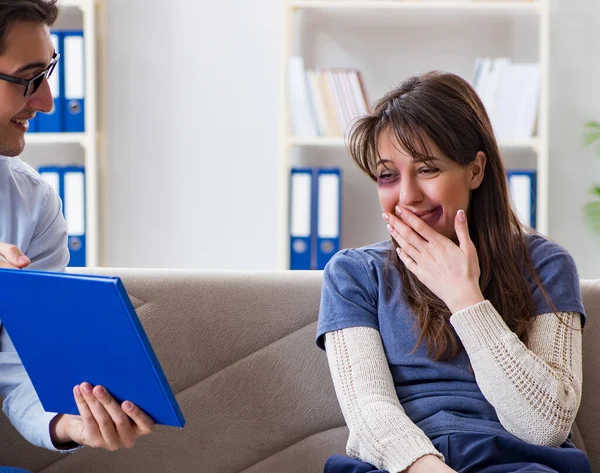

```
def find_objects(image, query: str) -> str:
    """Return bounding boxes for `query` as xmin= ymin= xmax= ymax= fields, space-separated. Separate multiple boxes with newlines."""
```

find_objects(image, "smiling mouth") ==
xmin=416 ymin=208 xmax=438 ymax=218
xmin=11 ymin=118 xmax=30 ymax=128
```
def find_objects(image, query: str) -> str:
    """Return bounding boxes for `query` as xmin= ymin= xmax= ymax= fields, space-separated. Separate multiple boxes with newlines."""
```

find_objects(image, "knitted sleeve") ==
xmin=324 ymin=326 xmax=444 ymax=472
xmin=450 ymin=301 xmax=582 ymax=447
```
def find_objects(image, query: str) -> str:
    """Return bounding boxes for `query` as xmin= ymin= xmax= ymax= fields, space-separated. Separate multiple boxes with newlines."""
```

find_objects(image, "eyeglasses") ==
xmin=0 ymin=52 xmax=60 ymax=98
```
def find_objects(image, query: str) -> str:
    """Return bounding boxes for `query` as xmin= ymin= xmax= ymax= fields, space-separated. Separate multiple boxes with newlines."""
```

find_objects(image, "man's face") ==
xmin=0 ymin=21 xmax=54 ymax=157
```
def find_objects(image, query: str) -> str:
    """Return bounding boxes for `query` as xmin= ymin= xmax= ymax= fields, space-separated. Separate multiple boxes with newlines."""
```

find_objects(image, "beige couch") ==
xmin=0 ymin=269 xmax=597 ymax=473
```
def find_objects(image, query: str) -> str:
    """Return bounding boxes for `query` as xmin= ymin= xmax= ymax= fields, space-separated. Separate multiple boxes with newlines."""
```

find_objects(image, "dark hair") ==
xmin=0 ymin=0 xmax=58 ymax=55
xmin=348 ymin=71 xmax=551 ymax=361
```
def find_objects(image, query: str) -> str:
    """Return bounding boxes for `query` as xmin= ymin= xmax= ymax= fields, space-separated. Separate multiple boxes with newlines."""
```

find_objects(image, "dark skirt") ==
xmin=324 ymin=433 xmax=591 ymax=473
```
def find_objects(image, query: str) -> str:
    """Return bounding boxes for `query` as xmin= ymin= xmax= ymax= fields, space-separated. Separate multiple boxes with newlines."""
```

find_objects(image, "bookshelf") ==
xmin=290 ymin=1 xmax=542 ymax=12
xmin=278 ymin=0 xmax=550 ymax=269
xmin=24 ymin=0 xmax=102 ymax=266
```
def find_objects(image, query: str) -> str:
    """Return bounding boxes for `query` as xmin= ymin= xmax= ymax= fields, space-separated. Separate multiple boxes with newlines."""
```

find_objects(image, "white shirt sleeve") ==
xmin=26 ymin=183 xmax=70 ymax=272
xmin=450 ymin=301 xmax=582 ymax=447
xmin=0 ymin=180 xmax=73 ymax=451
xmin=325 ymin=326 xmax=444 ymax=472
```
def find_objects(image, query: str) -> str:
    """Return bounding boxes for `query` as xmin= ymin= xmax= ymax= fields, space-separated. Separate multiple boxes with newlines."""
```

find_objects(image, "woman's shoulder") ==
xmin=524 ymin=233 xmax=584 ymax=317
xmin=326 ymin=240 xmax=393 ymax=273
xmin=525 ymin=233 xmax=575 ymax=266
xmin=323 ymin=240 xmax=395 ymax=294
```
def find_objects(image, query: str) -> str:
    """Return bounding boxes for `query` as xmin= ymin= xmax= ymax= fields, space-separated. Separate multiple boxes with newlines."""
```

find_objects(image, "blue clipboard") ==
xmin=0 ymin=268 xmax=185 ymax=428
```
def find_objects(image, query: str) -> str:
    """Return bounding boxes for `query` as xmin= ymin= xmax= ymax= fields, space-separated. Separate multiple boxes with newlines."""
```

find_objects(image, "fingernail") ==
xmin=96 ymin=386 xmax=106 ymax=397
xmin=395 ymin=206 xmax=402 ymax=216
xmin=18 ymin=255 xmax=30 ymax=265
xmin=457 ymin=210 xmax=466 ymax=222
xmin=386 ymin=224 xmax=393 ymax=233
xmin=82 ymin=383 xmax=92 ymax=394
xmin=123 ymin=401 xmax=133 ymax=411
xmin=382 ymin=213 xmax=389 ymax=222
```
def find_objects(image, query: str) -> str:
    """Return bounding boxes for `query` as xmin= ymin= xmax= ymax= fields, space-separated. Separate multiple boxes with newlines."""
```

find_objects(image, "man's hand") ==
xmin=50 ymin=382 xmax=155 ymax=451
xmin=0 ymin=242 xmax=30 ymax=269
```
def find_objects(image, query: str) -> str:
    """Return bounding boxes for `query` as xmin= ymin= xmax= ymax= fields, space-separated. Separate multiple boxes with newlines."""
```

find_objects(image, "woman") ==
xmin=316 ymin=71 xmax=591 ymax=473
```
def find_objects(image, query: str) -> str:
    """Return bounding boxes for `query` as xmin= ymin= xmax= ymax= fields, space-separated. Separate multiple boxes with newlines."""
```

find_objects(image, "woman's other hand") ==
xmin=403 ymin=454 xmax=457 ymax=473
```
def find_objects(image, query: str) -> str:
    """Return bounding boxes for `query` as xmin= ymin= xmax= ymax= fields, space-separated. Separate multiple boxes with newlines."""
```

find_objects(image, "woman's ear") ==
xmin=469 ymin=151 xmax=487 ymax=190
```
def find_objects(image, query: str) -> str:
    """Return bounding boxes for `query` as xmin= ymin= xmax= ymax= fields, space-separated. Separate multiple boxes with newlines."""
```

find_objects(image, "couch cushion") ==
xmin=578 ymin=280 xmax=600 ymax=473
xmin=5 ymin=269 xmax=347 ymax=473
xmin=0 ymin=270 xmax=595 ymax=472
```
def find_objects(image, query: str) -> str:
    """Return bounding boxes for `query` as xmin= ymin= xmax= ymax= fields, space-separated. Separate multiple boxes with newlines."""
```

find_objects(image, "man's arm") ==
xmin=25 ymin=184 xmax=69 ymax=272
xmin=0 ymin=184 xmax=74 ymax=450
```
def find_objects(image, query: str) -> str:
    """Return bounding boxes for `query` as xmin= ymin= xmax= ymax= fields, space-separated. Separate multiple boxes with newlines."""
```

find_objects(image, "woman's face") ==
xmin=376 ymin=130 xmax=486 ymax=241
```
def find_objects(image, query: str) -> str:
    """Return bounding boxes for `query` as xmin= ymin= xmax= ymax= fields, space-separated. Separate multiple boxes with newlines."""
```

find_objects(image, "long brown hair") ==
xmin=348 ymin=71 xmax=546 ymax=361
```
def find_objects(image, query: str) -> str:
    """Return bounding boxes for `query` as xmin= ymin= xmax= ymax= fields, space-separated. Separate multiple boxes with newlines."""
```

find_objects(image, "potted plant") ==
xmin=582 ymin=121 xmax=600 ymax=234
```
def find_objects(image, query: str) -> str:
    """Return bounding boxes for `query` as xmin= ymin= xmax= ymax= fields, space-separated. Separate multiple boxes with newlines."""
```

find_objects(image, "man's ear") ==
xmin=469 ymin=151 xmax=487 ymax=190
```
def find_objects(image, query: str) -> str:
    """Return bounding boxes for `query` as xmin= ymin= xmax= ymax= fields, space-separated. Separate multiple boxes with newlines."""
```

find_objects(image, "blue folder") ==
xmin=62 ymin=166 xmax=86 ymax=267
xmin=37 ymin=31 xmax=64 ymax=132
xmin=38 ymin=166 xmax=87 ymax=267
xmin=316 ymin=168 xmax=341 ymax=270
xmin=62 ymin=30 xmax=85 ymax=132
xmin=289 ymin=168 xmax=315 ymax=270
xmin=28 ymin=115 xmax=39 ymax=133
xmin=0 ymin=268 xmax=185 ymax=428
xmin=507 ymin=169 xmax=536 ymax=229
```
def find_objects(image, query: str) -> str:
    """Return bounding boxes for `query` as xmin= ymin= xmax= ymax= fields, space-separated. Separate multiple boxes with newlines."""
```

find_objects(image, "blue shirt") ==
xmin=0 ymin=156 xmax=70 ymax=451
xmin=316 ymin=234 xmax=585 ymax=439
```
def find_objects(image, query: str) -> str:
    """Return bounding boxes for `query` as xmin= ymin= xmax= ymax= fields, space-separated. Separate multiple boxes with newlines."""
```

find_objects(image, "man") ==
xmin=0 ymin=0 xmax=154 ymax=467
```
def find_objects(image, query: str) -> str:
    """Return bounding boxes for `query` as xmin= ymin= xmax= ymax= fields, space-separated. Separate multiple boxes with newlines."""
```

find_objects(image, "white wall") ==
xmin=548 ymin=0 xmax=600 ymax=279
xmin=102 ymin=0 xmax=600 ymax=276
xmin=103 ymin=0 xmax=281 ymax=269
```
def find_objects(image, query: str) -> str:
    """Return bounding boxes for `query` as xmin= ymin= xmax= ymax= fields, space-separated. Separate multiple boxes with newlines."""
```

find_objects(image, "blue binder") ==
xmin=63 ymin=166 xmax=86 ymax=266
xmin=37 ymin=31 xmax=63 ymax=132
xmin=0 ymin=268 xmax=185 ymax=427
xmin=316 ymin=168 xmax=341 ymax=270
xmin=38 ymin=165 xmax=86 ymax=267
xmin=28 ymin=115 xmax=39 ymax=133
xmin=507 ymin=170 xmax=536 ymax=228
xmin=38 ymin=165 xmax=63 ymax=199
xmin=289 ymin=168 xmax=314 ymax=270
xmin=62 ymin=30 xmax=85 ymax=132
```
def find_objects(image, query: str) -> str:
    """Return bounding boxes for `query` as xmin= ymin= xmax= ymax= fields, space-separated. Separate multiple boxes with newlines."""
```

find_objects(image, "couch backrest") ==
xmin=0 ymin=271 xmax=596 ymax=472
xmin=0 ymin=269 xmax=346 ymax=473
xmin=578 ymin=279 xmax=600 ymax=473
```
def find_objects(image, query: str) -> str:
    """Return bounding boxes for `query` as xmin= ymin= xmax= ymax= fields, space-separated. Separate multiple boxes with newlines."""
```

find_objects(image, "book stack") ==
xmin=288 ymin=57 xmax=370 ymax=138
xmin=472 ymin=57 xmax=541 ymax=142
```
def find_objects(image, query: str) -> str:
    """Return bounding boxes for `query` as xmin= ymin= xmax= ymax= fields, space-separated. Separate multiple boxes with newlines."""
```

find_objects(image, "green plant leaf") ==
xmin=593 ymin=186 xmax=600 ymax=198
xmin=583 ymin=132 xmax=600 ymax=148
xmin=583 ymin=121 xmax=600 ymax=149
xmin=584 ymin=200 xmax=600 ymax=235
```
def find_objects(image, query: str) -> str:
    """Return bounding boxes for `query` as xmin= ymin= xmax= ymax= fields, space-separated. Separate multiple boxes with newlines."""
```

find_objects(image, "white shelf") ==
xmin=291 ymin=1 xmax=541 ymax=12
xmin=289 ymin=136 xmax=539 ymax=150
xmin=26 ymin=133 xmax=89 ymax=146
xmin=24 ymin=0 xmax=102 ymax=267
xmin=278 ymin=0 xmax=550 ymax=269
xmin=289 ymin=136 xmax=346 ymax=146
xmin=59 ymin=0 xmax=96 ymax=8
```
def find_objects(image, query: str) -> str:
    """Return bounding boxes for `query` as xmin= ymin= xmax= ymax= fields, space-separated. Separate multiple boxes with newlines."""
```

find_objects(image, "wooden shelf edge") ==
xmin=290 ymin=1 xmax=542 ymax=12
xmin=289 ymin=136 xmax=539 ymax=150
xmin=26 ymin=132 xmax=90 ymax=146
